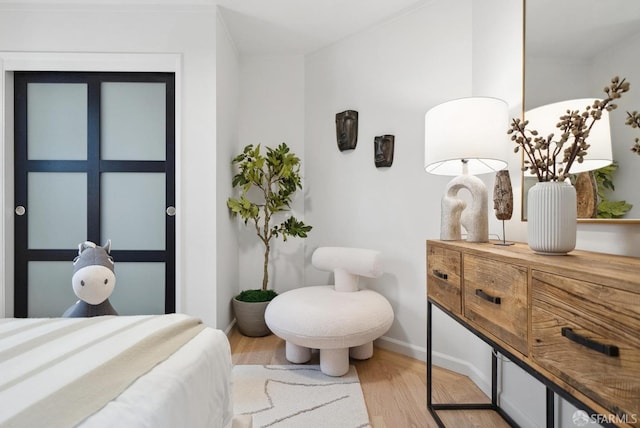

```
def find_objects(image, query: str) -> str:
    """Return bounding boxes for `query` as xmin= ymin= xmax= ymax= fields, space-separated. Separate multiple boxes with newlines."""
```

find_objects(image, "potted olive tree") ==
xmin=227 ymin=143 xmax=312 ymax=336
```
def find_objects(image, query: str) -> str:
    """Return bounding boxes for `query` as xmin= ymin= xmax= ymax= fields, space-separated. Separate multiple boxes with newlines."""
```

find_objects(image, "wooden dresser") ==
xmin=426 ymin=240 xmax=640 ymax=428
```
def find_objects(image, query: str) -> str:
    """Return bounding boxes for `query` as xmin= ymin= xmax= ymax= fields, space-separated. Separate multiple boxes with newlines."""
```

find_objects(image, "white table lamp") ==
xmin=425 ymin=97 xmax=509 ymax=242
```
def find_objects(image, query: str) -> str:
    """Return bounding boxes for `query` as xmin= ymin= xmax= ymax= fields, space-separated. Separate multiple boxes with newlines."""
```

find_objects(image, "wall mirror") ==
xmin=523 ymin=0 xmax=640 ymax=223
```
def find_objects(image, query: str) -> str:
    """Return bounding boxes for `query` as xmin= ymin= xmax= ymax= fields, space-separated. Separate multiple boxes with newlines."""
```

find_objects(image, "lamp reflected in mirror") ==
xmin=523 ymin=0 xmax=640 ymax=223
xmin=520 ymin=98 xmax=622 ymax=220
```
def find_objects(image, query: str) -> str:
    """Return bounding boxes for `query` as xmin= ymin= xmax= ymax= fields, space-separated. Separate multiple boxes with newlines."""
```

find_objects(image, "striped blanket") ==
xmin=0 ymin=314 xmax=205 ymax=428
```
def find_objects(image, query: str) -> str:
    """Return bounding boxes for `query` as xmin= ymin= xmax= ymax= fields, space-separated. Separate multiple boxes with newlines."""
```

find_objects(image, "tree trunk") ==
xmin=262 ymin=242 xmax=270 ymax=291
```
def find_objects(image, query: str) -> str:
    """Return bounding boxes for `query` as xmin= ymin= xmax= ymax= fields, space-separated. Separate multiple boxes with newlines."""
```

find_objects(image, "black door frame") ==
xmin=13 ymin=71 xmax=175 ymax=317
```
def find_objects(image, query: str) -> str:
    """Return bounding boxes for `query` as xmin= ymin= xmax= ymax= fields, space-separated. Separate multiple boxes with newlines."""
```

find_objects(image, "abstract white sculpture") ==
xmin=441 ymin=174 xmax=488 ymax=242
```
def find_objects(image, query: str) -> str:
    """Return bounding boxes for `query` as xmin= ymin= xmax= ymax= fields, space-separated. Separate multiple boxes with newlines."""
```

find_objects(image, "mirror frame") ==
xmin=520 ymin=0 xmax=640 ymax=224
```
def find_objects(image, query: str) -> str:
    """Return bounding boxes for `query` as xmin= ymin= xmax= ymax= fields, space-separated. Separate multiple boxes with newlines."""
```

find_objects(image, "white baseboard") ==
xmin=431 ymin=350 xmax=492 ymax=397
xmin=374 ymin=335 xmax=426 ymax=362
xmin=223 ymin=319 xmax=236 ymax=336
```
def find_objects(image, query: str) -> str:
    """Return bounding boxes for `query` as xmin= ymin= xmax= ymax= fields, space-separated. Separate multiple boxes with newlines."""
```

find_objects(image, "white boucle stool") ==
xmin=265 ymin=247 xmax=394 ymax=376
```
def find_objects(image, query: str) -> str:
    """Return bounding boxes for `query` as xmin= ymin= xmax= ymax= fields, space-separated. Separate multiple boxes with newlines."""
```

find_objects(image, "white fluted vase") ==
xmin=527 ymin=181 xmax=577 ymax=255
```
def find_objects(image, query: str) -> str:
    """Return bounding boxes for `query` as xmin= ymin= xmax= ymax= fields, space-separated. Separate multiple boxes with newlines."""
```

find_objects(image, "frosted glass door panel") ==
xmin=28 ymin=173 xmax=87 ymax=249
xmin=28 ymin=262 xmax=77 ymax=317
xmin=109 ymin=262 xmax=165 ymax=315
xmin=27 ymin=83 xmax=87 ymax=160
xmin=101 ymin=82 xmax=166 ymax=160
xmin=101 ymin=173 xmax=165 ymax=250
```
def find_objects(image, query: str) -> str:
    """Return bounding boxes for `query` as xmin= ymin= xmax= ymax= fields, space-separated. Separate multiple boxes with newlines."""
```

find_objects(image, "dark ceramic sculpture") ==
xmin=374 ymin=135 xmax=394 ymax=167
xmin=336 ymin=110 xmax=358 ymax=151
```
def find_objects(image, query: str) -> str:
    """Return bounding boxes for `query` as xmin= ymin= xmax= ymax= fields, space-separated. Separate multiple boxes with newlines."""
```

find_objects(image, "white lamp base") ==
xmin=440 ymin=174 xmax=488 ymax=242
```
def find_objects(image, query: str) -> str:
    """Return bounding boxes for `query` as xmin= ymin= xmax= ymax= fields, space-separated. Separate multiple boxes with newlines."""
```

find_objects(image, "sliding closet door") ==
xmin=14 ymin=72 xmax=175 ymax=317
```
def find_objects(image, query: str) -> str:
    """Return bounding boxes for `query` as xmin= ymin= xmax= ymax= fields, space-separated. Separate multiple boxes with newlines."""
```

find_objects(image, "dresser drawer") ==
xmin=427 ymin=244 xmax=462 ymax=315
xmin=463 ymin=254 xmax=528 ymax=355
xmin=532 ymin=270 xmax=640 ymax=423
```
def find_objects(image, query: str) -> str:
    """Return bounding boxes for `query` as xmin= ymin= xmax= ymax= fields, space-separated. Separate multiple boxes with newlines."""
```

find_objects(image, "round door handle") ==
xmin=166 ymin=206 xmax=176 ymax=216
xmin=15 ymin=206 xmax=25 ymax=216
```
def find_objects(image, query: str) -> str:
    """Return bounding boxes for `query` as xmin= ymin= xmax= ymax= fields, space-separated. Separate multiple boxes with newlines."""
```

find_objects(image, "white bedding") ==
xmin=0 ymin=314 xmax=234 ymax=428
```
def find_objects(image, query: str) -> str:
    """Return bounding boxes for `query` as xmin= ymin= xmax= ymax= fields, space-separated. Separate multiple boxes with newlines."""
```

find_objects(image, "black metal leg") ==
xmin=493 ymin=349 xmax=520 ymax=427
xmin=427 ymin=302 xmax=518 ymax=427
xmin=546 ymin=388 xmax=555 ymax=428
xmin=427 ymin=301 xmax=446 ymax=427
xmin=492 ymin=349 xmax=498 ymax=408
xmin=427 ymin=301 xmax=433 ymax=409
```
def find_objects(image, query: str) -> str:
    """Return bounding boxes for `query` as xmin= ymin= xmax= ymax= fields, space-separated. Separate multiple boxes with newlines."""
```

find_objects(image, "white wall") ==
xmin=304 ymin=0 xmax=474 ymax=360
xmin=235 ymin=55 xmax=307 ymax=294
xmin=216 ymin=11 xmax=241 ymax=329
xmin=0 ymin=4 xmax=222 ymax=327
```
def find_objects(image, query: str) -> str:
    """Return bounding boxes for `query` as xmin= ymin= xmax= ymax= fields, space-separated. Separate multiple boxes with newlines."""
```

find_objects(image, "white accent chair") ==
xmin=265 ymin=247 xmax=394 ymax=376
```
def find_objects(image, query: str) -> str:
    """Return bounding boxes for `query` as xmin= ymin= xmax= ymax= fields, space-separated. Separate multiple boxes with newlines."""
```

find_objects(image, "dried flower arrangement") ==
xmin=508 ymin=76 xmax=630 ymax=182
xmin=626 ymin=110 xmax=640 ymax=155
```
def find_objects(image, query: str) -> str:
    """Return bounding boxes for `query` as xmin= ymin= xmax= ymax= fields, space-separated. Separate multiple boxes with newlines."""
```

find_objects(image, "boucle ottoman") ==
xmin=265 ymin=247 xmax=394 ymax=376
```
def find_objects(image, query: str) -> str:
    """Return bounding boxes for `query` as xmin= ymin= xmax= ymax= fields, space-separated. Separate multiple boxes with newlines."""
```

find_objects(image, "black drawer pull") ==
xmin=433 ymin=269 xmax=448 ymax=280
xmin=561 ymin=327 xmax=619 ymax=357
xmin=475 ymin=289 xmax=501 ymax=304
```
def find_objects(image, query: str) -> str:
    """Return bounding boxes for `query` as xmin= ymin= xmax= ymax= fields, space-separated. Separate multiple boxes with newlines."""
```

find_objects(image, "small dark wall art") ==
xmin=374 ymin=134 xmax=394 ymax=168
xmin=335 ymin=110 xmax=358 ymax=151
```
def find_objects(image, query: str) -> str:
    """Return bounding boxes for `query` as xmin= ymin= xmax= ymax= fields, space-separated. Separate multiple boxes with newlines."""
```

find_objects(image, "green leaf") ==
xmin=227 ymin=196 xmax=259 ymax=222
xmin=597 ymin=200 xmax=633 ymax=219
xmin=273 ymin=216 xmax=312 ymax=241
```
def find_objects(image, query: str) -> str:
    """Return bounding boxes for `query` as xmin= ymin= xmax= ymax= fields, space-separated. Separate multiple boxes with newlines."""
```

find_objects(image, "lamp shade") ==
xmin=425 ymin=97 xmax=509 ymax=176
xmin=524 ymin=98 xmax=613 ymax=175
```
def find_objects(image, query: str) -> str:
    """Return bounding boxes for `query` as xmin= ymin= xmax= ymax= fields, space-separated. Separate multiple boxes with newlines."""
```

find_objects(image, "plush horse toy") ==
xmin=62 ymin=240 xmax=118 ymax=317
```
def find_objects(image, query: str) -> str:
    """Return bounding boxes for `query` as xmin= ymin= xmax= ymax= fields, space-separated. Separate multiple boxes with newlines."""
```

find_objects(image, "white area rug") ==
xmin=232 ymin=365 xmax=371 ymax=428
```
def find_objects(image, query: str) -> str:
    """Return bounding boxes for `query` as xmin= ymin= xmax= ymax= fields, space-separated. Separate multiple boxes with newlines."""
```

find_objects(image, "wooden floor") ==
xmin=228 ymin=328 xmax=510 ymax=428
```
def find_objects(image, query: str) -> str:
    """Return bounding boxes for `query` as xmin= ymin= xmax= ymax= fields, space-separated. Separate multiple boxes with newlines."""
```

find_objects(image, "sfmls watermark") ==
xmin=572 ymin=410 xmax=639 ymax=426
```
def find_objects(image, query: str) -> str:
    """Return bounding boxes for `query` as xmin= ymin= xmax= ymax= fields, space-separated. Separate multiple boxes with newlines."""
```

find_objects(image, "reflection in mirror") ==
xmin=523 ymin=0 xmax=640 ymax=222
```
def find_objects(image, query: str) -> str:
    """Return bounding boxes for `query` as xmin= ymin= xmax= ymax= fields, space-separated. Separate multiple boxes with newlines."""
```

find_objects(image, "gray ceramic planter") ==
xmin=232 ymin=298 xmax=272 ymax=337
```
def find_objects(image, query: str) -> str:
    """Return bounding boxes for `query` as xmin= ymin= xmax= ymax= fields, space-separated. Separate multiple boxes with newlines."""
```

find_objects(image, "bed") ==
xmin=0 ymin=313 xmax=236 ymax=428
